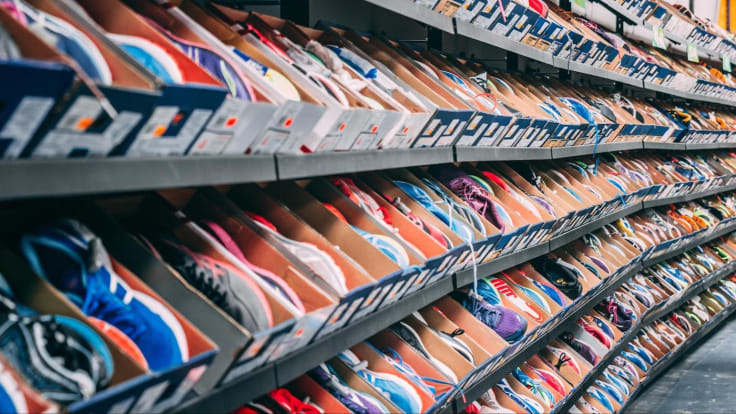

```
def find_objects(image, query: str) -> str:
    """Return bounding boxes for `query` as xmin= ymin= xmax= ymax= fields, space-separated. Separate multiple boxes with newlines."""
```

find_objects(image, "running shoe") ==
xmin=390 ymin=321 xmax=458 ymax=382
xmin=145 ymin=235 xmax=273 ymax=332
xmin=339 ymin=349 xmax=422 ymax=413
xmin=309 ymin=363 xmax=389 ymax=414
xmin=20 ymin=219 xmax=188 ymax=371
xmin=0 ymin=295 xmax=113 ymax=404
xmin=452 ymin=290 xmax=527 ymax=343
xmin=530 ymin=257 xmax=583 ymax=299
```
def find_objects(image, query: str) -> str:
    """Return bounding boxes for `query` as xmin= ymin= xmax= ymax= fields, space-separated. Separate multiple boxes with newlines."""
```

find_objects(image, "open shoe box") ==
xmin=265 ymin=181 xmax=417 ymax=312
xmin=91 ymin=193 xmax=299 ymax=393
xmin=0 ymin=201 xmax=217 ymax=413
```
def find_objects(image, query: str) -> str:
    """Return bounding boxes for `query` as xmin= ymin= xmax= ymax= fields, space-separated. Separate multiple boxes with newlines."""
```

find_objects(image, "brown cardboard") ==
xmin=359 ymin=172 xmax=467 ymax=248
xmin=305 ymin=178 xmax=426 ymax=265
xmin=525 ymin=355 xmax=573 ymax=395
xmin=225 ymin=184 xmax=378 ymax=289
xmin=265 ymin=181 xmax=402 ymax=280
xmin=287 ymin=376 xmax=352 ymax=413
xmin=506 ymin=375 xmax=552 ymax=412
xmin=350 ymin=342 xmax=436 ymax=411
xmin=429 ymin=297 xmax=508 ymax=354
xmin=503 ymin=268 xmax=563 ymax=315
xmin=369 ymin=330 xmax=454 ymax=396
xmin=417 ymin=306 xmax=492 ymax=365
xmin=401 ymin=315 xmax=475 ymax=381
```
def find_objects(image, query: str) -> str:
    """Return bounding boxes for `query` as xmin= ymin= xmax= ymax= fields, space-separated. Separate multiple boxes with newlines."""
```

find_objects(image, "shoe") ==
xmin=376 ymin=346 xmax=436 ymax=398
xmin=545 ymin=345 xmax=582 ymax=376
xmin=198 ymin=219 xmax=306 ymax=313
xmin=621 ymin=351 xmax=648 ymax=372
xmin=411 ymin=312 xmax=475 ymax=365
xmin=20 ymin=219 xmax=188 ymax=371
xmin=595 ymin=297 xmax=634 ymax=331
xmin=452 ymin=290 xmax=527 ymax=343
xmin=322 ymin=203 xmax=410 ymax=268
xmin=627 ymin=343 xmax=654 ymax=365
xmin=339 ymin=350 xmax=422 ymax=413
xmin=576 ymin=319 xmax=611 ymax=348
xmin=587 ymin=386 xmax=614 ymax=412
xmin=511 ymin=368 xmax=555 ymax=407
xmin=244 ymin=212 xmax=349 ymax=297
xmin=0 ymin=298 xmax=113 ymax=404
xmin=530 ymin=366 xmax=567 ymax=396
xmin=390 ymin=322 xmax=458 ymax=383
xmin=496 ymin=379 xmax=543 ymax=414
xmin=0 ymin=362 xmax=28 ymax=414
xmin=264 ymin=388 xmax=322 ymax=414
xmin=309 ymin=363 xmax=389 ymax=414
xmin=530 ymin=257 xmax=582 ymax=299
xmin=595 ymin=380 xmax=624 ymax=405
xmin=420 ymin=177 xmax=487 ymax=237
xmin=394 ymin=179 xmax=475 ymax=242
xmin=429 ymin=165 xmax=510 ymax=232
xmin=88 ymin=317 xmax=147 ymax=370
xmin=561 ymin=333 xmax=599 ymax=365
xmin=481 ymin=278 xmax=545 ymax=323
xmin=478 ymin=390 xmax=514 ymax=414
xmin=108 ymin=33 xmax=183 ymax=84
xmin=145 ymin=235 xmax=273 ymax=333
xmin=602 ymin=369 xmax=630 ymax=397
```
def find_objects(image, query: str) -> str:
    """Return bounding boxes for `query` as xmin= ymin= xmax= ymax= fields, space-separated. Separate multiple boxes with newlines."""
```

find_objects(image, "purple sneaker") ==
xmin=429 ymin=165 xmax=508 ymax=232
xmin=452 ymin=290 xmax=527 ymax=343
xmin=309 ymin=363 xmax=388 ymax=414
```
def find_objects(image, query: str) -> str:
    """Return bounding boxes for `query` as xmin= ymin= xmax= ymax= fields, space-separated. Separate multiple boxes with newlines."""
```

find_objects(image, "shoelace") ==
xmin=268 ymin=389 xmax=322 ymax=414
xmin=421 ymin=178 xmax=486 ymax=238
xmin=84 ymin=279 xmax=145 ymax=341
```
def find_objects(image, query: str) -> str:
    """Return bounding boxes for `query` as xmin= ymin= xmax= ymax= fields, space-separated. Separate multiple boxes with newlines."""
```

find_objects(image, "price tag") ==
xmin=573 ymin=0 xmax=586 ymax=8
xmin=724 ymin=54 xmax=732 ymax=73
xmin=687 ymin=42 xmax=699 ymax=62
xmin=653 ymin=24 xmax=667 ymax=49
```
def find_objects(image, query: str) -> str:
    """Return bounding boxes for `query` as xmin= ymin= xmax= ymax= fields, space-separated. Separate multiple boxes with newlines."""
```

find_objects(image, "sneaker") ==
xmin=602 ymin=369 xmax=630 ymax=396
xmin=595 ymin=297 xmax=634 ymax=331
xmin=244 ymin=212 xmax=349 ymax=297
xmin=265 ymin=388 xmax=322 ymax=414
xmin=496 ymin=379 xmax=543 ymax=414
xmin=20 ymin=219 xmax=188 ymax=371
xmin=478 ymin=390 xmax=514 ymax=414
xmin=561 ymin=333 xmax=599 ymax=365
xmin=587 ymin=386 xmax=614 ymax=412
xmin=390 ymin=322 xmax=458 ymax=383
xmin=595 ymin=380 xmax=624 ymax=405
xmin=531 ymin=366 xmax=567 ymax=396
xmin=511 ymin=368 xmax=555 ymax=407
xmin=0 ymin=301 xmax=113 ymax=404
xmin=429 ymin=165 xmax=510 ymax=233
xmin=375 ymin=346 xmax=436 ymax=398
xmin=309 ymin=363 xmax=389 ymax=414
xmin=576 ymin=319 xmax=611 ymax=348
xmin=394 ymin=180 xmax=475 ymax=242
xmin=627 ymin=343 xmax=654 ymax=365
xmin=530 ymin=257 xmax=582 ymax=299
xmin=108 ymin=33 xmax=183 ymax=84
xmin=545 ymin=345 xmax=582 ymax=376
xmin=482 ymin=278 xmax=545 ymax=323
xmin=0 ymin=361 xmax=28 ymax=414
xmin=197 ymin=219 xmax=306 ymax=313
xmin=146 ymin=235 xmax=273 ymax=333
xmin=621 ymin=351 xmax=648 ymax=372
xmin=339 ymin=350 xmax=422 ymax=413
xmin=452 ymin=290 xmax=527 ymax=343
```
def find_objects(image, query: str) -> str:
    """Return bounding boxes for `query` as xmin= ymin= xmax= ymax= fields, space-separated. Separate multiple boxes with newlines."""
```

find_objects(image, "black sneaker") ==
xmin=0 ymin=293 xmax=113 ymax=404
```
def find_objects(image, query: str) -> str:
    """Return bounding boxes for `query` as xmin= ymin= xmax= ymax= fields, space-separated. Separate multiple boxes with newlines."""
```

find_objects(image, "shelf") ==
xmin=553 ymin=259 xmax=736 ymax=413
xmin=276 ymin=147 xmax=454 ymax=180
xmin=551 ymin=141 xmax=643 ymax=159
xmin=361 ymin=0 xmax=455 ymax=33
xmin=643 ymin=141 xmax=688 ymax=151
xmin=567 ymin=60 xmax=645 ymax=88
xmin=450 ymin=218 xmax=736 ymax=414
xmin=455 ymin=19 xmax=555 ymax=66
xmin=548 ymin=202 xmax=642 ymax=250
xmin=176 ymin=276 xmax=456 ymax=414
xmin=687 ymin=142 xmax=726 ymax=150
xmin=455 ymin=242 xmax=550 ymax=288
xmin=0 ymin=155 xmax=277 ymax=202
xmin=454 ymin=145 xmax=551 ymax=162
xmin=447 ymin=261 xmax=644 ymax=414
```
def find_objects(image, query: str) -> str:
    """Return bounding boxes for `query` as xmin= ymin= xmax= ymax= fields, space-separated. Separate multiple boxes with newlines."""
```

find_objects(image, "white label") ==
xmin=56 ymin=96 xmax=103 ymax=132
xmin=0 ymin=96 xmax=54 ymax=158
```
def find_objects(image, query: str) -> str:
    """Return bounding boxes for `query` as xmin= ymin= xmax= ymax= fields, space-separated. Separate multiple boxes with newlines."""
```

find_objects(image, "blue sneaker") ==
xmin=588 ymin=386 xmax=614 ymax=412
xmin=339 ymin=350 xmax=422 ymax=413
xmin=595 ymin=380 xmax=624 ymax=405
xmin=20 ymin=219 xmax=188 ymax=371
xmin=0 ymin=361 xmax=28 ymax=413
xmin=497 ymin=379 xmax=543 ymax=414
